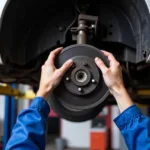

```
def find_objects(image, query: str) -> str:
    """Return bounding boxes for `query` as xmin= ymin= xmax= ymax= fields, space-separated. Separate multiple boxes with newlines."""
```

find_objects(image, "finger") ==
xmin=101 ymin=50 xmax=118 ymax=67
xmin=41 ymin=65 xmax=45 ymax=71
xmin=101 ymin=50 xmax=116 ymax=61
xmin=95 ymin=57 xmax=108 ymax=74
xmin=45 ymin=47 xmax=63 ymax=65
xmin=58 ymin=59 xmax=73 ymax=76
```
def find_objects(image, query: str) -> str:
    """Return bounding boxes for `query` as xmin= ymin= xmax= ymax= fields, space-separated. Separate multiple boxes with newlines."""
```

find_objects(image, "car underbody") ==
xmin=0 ymin=0 xmax=150 ymax=121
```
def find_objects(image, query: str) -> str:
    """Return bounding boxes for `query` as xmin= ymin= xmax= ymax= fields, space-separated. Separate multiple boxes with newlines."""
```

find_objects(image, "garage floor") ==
xmin=46 ymin=144 xmax=87 ymax=150
xmin=46 ymin=135 xmax=87 ymax=150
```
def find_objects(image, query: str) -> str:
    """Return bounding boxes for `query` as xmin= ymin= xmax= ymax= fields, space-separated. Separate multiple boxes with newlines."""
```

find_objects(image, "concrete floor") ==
xmin=46 ymin=135 xmax=87 ymax=150
xmin=46 ymin=143 xmax=87 ymax=150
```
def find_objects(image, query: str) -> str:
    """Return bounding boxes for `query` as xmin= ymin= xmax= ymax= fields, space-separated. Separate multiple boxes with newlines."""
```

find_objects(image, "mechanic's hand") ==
xmin=37 ymin=47 xmax=73 ymax=100
xmin=95 ymin=50 xmax=124 ymax=95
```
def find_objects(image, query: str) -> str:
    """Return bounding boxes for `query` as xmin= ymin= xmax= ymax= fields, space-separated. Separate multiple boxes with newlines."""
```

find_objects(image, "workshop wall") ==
xmin=61 ymin=120 xmax=91 ymax=148
xmin=17 ymin=85 xmax=31 ymax=114
xmin=111 ymin=106 xmax=120 ymax=149
xmin=61 ymin=106 xmax=121 ymax=149
xmin=0 ymin=96 xmax=5 ymax=136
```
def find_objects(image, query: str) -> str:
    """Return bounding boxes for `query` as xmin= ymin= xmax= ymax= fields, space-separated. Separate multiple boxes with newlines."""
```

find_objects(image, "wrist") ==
xmin=36 ymin=86 xmax=53 ymax=101
xmin=110 ymin=85 xmax=134 ymax=113
xmin=110 ymin=84 xmax=126 ymax=97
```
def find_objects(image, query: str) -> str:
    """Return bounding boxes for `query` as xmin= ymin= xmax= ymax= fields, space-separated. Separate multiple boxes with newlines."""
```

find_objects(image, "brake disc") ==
xmin=53 ymin=44 xmax=110 ymax=110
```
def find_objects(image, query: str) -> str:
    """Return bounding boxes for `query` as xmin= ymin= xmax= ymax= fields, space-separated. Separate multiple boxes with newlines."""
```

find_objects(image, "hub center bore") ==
xmin=71 ymin=66 xmax=91 ymax=87
xmin=75 ymin=70 xmax=88 ymax=83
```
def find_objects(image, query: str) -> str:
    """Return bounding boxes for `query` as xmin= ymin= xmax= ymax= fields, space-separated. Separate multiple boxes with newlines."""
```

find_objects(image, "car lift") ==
xmin=0 ymin=84 xmax=36 ymax=100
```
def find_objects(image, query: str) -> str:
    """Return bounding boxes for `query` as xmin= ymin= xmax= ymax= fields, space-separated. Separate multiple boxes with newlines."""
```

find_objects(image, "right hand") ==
xmin=37 ymin=47 xmax=73 ymax=100
xmin=95 ymin=50 xmax=124 ymax=95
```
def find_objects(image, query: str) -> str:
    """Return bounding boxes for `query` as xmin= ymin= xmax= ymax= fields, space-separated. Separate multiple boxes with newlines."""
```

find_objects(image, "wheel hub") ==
xmin=54 ymin=44 xmax=110 ymax=110
xmin=64 ymin=56 xmax=100 ymax=95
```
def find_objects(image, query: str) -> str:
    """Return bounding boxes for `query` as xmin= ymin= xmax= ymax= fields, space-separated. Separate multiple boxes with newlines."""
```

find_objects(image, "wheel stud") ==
xmin=78 ymin=87 xmax=82 ymax=92
xmin=66 ymin=77 xmax=70 ymax=81
xmin=92 ymin=79 xmax=96 ymax=83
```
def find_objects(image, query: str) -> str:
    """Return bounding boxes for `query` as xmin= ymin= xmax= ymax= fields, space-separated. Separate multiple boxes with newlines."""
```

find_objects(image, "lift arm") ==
xmin=0 ymin=84 xmax=36 ymax=100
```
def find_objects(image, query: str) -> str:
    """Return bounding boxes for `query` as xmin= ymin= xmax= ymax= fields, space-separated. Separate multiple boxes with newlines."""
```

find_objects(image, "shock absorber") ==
xmin=71 ymin=14 xmax=98 ymax=44
xmin=77 ymin=20 xmax=87 ymax=44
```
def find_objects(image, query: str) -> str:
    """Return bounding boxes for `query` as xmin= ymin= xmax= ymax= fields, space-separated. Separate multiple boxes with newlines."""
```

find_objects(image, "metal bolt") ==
xmin=92 ymin=79 xmax=96 ymax=83
xmin=66 ymin=77 xmax=70 ymax=81
xmin=78 ymin=88 xmax=82 ymax=92
xmin=91 ymin=24 xmax=95 ymax=28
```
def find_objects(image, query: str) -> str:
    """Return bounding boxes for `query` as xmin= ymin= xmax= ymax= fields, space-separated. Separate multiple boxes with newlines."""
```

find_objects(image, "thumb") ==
xmin=95 ymin=57 xmax=108 ymax=74
xmin=58 ymin=59 xmax=73 ymax=75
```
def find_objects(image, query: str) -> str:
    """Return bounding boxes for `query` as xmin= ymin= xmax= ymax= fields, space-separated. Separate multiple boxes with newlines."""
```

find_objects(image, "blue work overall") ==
xmin=5 ymin=97 xmax=150 ymax=150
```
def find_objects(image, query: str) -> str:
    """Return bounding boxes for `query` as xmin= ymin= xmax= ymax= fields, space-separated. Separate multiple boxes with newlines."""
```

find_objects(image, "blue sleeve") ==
xmin=5 ymin=97 xmax=50 ymax=150
xmin=114 ymin=105 xmax=150 ymax=150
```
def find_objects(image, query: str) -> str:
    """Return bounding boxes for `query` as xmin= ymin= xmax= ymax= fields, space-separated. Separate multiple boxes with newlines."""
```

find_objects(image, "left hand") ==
xmin=37 ymin=47 xmax=73 ymax=100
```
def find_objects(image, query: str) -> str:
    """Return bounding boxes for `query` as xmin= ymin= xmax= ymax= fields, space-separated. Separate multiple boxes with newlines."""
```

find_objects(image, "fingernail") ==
xmin=68 ymin=59 xmax=73 ymax=63
xmin=95 ymin=57 xmax=99 ymax=61
xmin=57 ymin=47 xmax=63 ymax=51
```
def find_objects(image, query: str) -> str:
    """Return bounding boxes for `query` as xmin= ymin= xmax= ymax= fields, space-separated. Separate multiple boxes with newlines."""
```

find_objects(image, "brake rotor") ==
xmin=54 ymin=44 xmax=110 ymax=110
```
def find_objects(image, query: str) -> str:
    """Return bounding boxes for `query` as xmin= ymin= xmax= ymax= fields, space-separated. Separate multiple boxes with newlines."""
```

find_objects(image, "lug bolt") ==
xmin=91 ymin=24 xmax=95 ymax=28
xmin=92 ymin=79 xmax=96 ymax=83
xmin=78 ymin=88 xmax=82 ymax=92
xmin=66 ymin=77 xmax=70 ymax=81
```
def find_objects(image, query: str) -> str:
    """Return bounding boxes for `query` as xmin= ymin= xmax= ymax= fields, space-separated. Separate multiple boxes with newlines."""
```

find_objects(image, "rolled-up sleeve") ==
xmin=114 ymin=105 xmax=150 ymax=150
xmin=5 ymin=97 xmax=50 ymax=150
